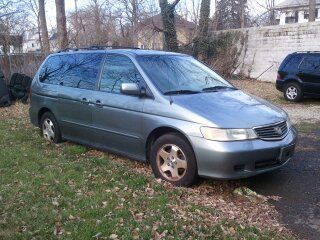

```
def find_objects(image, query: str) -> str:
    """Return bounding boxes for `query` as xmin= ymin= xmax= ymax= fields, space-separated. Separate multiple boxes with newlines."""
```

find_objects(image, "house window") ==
xmin=304 ymin=11 xmax=309 ymax=19
xmin=31 ymin=43 xmax=35 ymax=47
xmin=285 ymin=16 xmax=295 ymax=23
xmin=285 ymin=11 xmax=298 ymax=24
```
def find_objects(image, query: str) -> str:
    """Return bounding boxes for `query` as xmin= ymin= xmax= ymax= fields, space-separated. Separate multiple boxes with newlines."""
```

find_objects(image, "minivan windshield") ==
xmin=137 ymin=55 xmax=234 ymax=95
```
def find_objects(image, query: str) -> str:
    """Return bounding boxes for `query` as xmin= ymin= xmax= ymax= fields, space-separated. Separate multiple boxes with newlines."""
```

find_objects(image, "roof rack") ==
xmin=293 ymin=51 xmax=320 ymax=54
xmin=57 ymin=45 xmax=140 ymax=53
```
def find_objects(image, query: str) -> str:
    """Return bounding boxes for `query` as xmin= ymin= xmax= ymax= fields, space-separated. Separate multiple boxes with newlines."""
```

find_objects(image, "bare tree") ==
xmin=193 ymin=0 xmax=210 ymax=59
xmin=119 ymin=0 xmax=140 ymax=47
xmin=0 ymin=0 xmax=29 ymax=80
xmin=309 ymin=0 xmax=316 ymax=22
xmin=55 ymin=0 xmax=68 ymax=49
xmin=38 ymin=0 xmax=50 ymax=52
xmin=215 ymin=0 xmax=248 ymax=30
xmin=159 ymin=0 xmax=181 ymax=52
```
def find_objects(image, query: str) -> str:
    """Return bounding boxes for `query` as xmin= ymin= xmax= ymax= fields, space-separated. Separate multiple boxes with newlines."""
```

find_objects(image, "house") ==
xmin=23 ymin=30 xmax=58 ymax=53
xmin=138 ymin=14 xmax=196 ymax=50
xmin=23 ymin=30 xmax=41 ymax=52
xmin=275 ymin=0 xmax=320 ymax=25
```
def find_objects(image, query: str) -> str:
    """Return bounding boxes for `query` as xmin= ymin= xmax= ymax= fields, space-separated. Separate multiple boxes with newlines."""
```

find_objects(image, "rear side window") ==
xmin=281 ymin=55 xmax=303 ymax=71
xmin=39 ymin=53 xmax=104 ymax=90
xmin=299 ymin=54 xmax=320 ymax=72
xmin=99 ymin=54 xmax=143 ymax=93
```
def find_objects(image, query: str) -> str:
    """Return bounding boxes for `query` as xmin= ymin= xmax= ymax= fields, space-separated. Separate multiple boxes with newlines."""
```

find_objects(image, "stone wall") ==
xmin=221 ymin=22 xmax=320 ymax=82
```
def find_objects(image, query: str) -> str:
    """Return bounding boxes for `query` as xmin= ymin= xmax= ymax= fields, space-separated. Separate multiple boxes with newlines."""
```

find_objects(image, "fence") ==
xmin=0 ymin=53 xmax=46 ymax=84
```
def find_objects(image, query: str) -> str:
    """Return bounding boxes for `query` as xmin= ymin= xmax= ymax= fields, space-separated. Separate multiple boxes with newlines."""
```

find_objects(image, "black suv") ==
xmin=276 ymin=51 xmax=320 ymax=102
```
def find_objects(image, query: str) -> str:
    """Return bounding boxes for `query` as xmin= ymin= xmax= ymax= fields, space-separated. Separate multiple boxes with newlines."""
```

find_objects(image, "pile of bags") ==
xmin=0 ymin=71 xmax=32 ymax=108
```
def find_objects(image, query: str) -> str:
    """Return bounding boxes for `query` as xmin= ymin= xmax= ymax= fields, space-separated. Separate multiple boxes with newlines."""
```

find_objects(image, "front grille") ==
xmin=254 ymin=121 xmax=288 ymax=140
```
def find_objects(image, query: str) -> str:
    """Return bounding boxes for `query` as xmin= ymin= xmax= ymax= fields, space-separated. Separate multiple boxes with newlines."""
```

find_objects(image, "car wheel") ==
xmin=150 ymin=133 xmax=198 ymax=187
xmin=40 ymin=112 xmax=62 ymax=144
xmin=284 ymin=82 xmax=303 ymax=102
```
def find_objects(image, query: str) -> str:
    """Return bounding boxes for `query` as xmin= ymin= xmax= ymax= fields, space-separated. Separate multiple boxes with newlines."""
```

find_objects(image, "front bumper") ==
xmin=190 ymin=126 xmax=298 ymax=179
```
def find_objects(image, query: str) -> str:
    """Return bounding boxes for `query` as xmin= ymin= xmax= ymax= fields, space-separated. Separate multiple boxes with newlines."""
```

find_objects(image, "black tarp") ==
xmin=0 ymin=70 xmax=11 ymax=107
xmin=8 ymin=73 xmax=32 ymax=103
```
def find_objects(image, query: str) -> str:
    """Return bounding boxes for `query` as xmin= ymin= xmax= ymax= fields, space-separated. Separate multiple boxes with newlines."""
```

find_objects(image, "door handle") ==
xmin=82 ymin=98 xmax=90 ymax=104
xmin=95 ymin=100 xmax=103 ymax=107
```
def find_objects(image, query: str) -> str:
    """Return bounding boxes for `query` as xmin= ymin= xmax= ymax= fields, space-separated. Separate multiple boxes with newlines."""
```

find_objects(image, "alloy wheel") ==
xmin=42 ymin=118 xmax=55 ymax=142
xmin=286 ymin=86 xmax=298 ymax=100
xmin=156 ymin=144 xmax=187 ymax=181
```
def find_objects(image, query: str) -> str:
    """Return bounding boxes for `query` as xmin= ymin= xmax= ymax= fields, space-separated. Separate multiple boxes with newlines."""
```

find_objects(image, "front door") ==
xmin=298 ymin=53 xmax=320 ymax=95
xmin=92 ymin=54 xmax=146 ymax=160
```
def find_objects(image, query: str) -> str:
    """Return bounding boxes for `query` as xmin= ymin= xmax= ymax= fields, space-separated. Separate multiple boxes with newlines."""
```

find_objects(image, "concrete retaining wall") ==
xmin=220 ymin=22 xmax=320 ymax=82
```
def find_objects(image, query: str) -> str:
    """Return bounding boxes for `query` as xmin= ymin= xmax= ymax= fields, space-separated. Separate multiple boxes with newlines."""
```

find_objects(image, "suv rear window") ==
xmin=40 ymin=53 xmax=104 ymax=90
xmin=299 ymin=54 xmax=320 ymax=72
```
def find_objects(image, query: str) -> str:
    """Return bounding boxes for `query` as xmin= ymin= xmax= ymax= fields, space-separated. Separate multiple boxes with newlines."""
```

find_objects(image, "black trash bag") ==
xmin=0 ymin=74 xmax=11 ymax=107
xmin=8 ymin=73 xmax=32 ymax=103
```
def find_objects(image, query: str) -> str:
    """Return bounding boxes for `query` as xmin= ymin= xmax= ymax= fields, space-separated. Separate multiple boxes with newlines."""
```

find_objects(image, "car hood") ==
xmin=171 ymin=90 xmax=287 ymax=128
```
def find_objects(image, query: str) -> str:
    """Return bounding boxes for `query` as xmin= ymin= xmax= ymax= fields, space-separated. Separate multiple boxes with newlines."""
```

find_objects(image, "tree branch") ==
xmin=170 ymin=0 xmax=181 ymax=8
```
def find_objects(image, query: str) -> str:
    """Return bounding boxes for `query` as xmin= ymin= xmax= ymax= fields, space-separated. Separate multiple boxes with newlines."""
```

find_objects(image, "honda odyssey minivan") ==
xmin=29 ymin=47 xmax=298 ymax=186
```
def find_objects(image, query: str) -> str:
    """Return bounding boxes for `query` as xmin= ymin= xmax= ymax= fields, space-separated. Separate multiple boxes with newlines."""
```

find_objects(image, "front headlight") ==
xmin=200 ymin=127 xmax=258 ymax=141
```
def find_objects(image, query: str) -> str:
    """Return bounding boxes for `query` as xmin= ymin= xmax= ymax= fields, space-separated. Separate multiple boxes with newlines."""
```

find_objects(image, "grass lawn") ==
xmin=0 ymin=113 xmax=292 ymax=239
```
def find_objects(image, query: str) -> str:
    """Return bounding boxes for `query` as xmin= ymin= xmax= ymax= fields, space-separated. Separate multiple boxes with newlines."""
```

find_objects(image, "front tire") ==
xmin=284 ymin=82 xmax=303 ymax=102
xmin=40 ymin=112 xmax=62 ymax=144
xmin=150 ymin=133 xmax=198 ymax=187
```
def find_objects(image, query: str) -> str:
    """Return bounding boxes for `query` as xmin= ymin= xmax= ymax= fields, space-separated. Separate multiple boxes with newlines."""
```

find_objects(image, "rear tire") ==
xmin=40 ymin=112 xmax=62 ymax=144
xmin=150 ymin=133 xmax=198 ymax=187
xmin=284 ymin=82 xmax=303 ymax=102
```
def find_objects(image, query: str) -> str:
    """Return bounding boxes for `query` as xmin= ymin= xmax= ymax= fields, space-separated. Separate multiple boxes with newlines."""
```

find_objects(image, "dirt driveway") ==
xmin=230 ymin=79 xmax=320 ymax=124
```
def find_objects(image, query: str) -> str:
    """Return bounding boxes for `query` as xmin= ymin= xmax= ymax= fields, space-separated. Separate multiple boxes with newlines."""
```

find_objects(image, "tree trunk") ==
xmin=38 ymin=0 xmax=50 ymax=53
xmin=159 ymin=0 xmax=180 ymax=52
xmin=93 ymin=0 xmax=103 ymax=45
xmin=55 ymin=0 xmax=68 ymax=49
xmin=309 ymin=0 xmax=316 ymax=22
xmin=74 ymin=0 xmax=80 ymax=47
xmin=131 ymin=0 xmax=138 ymax=47
xmin=193 ymin=0 xmax=211 ymax=59
xmin=239 ymin=0 xmax=245 ymax=28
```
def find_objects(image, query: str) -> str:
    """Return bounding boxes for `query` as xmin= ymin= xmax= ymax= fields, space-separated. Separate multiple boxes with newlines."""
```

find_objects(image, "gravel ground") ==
xmin=230 ymin=79 xmax=320 ymax=124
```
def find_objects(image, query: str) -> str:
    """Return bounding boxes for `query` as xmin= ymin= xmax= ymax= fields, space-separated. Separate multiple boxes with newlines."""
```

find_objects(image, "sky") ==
xmin=44 ymin=0 xmax=285 ymax=30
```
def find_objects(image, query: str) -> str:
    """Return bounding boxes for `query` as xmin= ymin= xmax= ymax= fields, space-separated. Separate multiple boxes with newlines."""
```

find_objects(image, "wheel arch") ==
xmin=38 ymin=107 xmax=52 ymax=126
xmin=145 ymin=126 xmax=194 ymax=163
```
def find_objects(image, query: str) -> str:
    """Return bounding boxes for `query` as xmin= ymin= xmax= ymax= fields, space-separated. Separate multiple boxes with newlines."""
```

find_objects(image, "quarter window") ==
xmin=100 ymin=54 xmax=143 ymax=93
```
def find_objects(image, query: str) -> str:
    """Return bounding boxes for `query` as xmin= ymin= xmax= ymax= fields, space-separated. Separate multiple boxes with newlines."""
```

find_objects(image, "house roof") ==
xmin=139 ymin=14 xmax=196 ymax=31
xmin=275 ymin=0 xmax=320 ymax=10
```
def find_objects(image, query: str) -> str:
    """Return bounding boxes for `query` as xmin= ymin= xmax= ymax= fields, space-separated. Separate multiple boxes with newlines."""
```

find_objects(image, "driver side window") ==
xmin=100 ymin=54 xmax=143 ymax=93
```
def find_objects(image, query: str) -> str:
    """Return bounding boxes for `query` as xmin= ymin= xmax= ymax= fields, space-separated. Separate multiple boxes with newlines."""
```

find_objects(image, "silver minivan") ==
xmin=29 ymin=48 xmax=298 ymax=186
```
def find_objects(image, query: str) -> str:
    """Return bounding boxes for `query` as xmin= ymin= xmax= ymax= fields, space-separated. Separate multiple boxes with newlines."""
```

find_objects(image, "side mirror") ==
xmin=120 ymin=83 xmax=144 ymax=96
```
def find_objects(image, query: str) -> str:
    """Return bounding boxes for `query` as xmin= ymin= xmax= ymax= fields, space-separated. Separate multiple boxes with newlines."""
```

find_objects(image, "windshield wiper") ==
xmin=163 ymin=90 xmax=201 ymax=95
xmin=202 ymin=86 xmax=237 ymax=92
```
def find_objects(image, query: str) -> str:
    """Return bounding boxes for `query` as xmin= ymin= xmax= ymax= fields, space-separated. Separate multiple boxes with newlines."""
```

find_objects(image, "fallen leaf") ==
xmin=93 ymin=232 xmax=102 ymax=238
xmin=109 ymin=233 xmax=118 ymax=239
